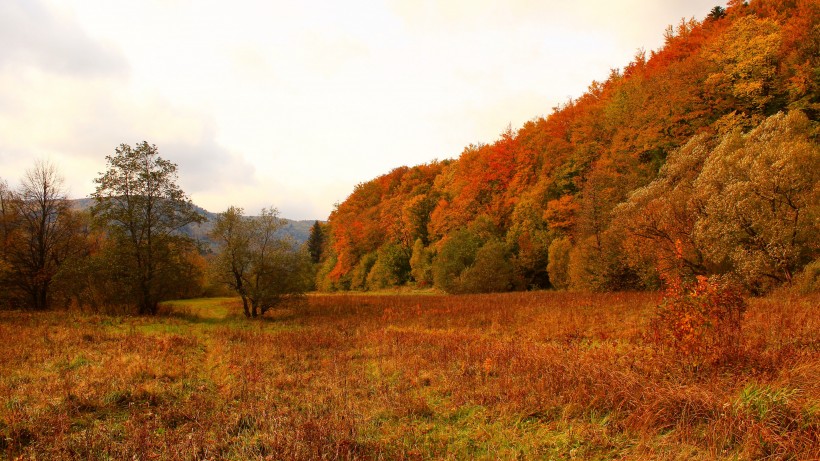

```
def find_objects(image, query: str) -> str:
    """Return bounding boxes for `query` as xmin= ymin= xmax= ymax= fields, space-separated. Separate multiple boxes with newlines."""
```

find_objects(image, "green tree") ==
xmin=432 ymin=227 xmax=483 ymax=293
xmin=707 ymin=6 xmax=726 ymax=21
xmin=211 ymin=206 xmax=312 ymax=317
xmin=458 ymin=239 xmax=518 ymax=293
xmin=431 ymin=216 xmax=503 ymax=293
xmin=209 ymin=206 xmax=253 ymax=315
xmin=506 ymin=195 xmax=551 ymax=288
xmin=350 ymin=251 xmax=377 ymax=291
xmin=366 ymin=242 xmax=411 ymax=290
xmin=91 ymin=142 xmax=205 ymax=315
xmin=316 ymin=253 xmax=340 ymax=292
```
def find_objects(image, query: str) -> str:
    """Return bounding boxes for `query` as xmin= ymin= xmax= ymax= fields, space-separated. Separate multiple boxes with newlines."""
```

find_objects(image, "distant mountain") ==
xmin=69 ymin=198 xmax=317 ymax=248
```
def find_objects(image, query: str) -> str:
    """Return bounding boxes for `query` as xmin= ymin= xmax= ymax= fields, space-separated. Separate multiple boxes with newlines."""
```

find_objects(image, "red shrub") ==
xmin=651 ymin=274 xmax=747 ymax=364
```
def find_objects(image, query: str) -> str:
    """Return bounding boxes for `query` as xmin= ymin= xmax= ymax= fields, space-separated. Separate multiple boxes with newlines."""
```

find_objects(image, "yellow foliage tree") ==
xmin=694 ymin=111 xmax=819 ymax=290
xmin=704 ymin=16 xmax=782 ymax=115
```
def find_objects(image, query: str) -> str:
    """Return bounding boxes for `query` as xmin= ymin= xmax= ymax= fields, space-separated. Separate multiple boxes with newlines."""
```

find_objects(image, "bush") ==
xmin=650 ymin=275 xmax=746 ymax=365
xmin=793 ymin=259 xmax=820 ymax=294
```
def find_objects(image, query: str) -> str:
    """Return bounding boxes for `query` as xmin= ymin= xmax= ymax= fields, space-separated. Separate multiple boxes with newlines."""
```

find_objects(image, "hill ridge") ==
xmin=68 ymin=198 xmax=318 ymax=246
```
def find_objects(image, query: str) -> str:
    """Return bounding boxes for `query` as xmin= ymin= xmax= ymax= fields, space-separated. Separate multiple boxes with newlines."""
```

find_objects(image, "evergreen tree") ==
xmin=306 ymin=220 xmax=325 ymax=263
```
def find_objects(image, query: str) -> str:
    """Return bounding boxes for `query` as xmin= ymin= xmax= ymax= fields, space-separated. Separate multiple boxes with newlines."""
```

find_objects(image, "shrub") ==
xmin=651 ymin=274 xmax=747 ymax=365
xmin=793 ymin=259 xmax=820 ymax=294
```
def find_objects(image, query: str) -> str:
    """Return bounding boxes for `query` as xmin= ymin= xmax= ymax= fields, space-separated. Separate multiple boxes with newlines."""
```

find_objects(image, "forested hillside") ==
xmin=318 ymin=0 xmax=819 ymax=294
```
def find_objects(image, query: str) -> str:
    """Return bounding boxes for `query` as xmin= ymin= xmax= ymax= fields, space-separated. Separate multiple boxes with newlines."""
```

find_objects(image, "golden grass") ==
xmin=0 ymin=291 xmax=817 ymax=460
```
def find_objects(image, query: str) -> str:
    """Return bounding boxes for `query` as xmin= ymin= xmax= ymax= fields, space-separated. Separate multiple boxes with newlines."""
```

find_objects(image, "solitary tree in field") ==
xmin=0 ymin=162 xmax=83 ymax=310
xmin=211 ymin=206 xmax=312 ymax=318
xmin=92 ymin=142 xmax=204 ymax=315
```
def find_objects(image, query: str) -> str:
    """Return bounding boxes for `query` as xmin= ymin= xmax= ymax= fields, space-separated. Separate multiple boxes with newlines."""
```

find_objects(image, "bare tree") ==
xmin=1 ymin=161 xmax=81 ymax=310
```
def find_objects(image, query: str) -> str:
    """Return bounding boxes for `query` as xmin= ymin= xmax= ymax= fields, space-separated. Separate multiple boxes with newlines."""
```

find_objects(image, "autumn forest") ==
xmin=0 ymin=0 xmax=818 ymax=459
xmin=318 ymin=1 xmax=818 ymax=296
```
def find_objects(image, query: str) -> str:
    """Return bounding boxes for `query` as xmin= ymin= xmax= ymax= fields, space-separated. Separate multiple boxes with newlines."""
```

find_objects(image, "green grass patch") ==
xmin=160 ymin=297 xmax=239 ymax=320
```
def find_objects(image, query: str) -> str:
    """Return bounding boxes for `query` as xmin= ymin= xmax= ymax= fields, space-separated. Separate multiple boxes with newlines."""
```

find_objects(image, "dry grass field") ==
xmin=1 ymin=292 xmax=818 ymax=460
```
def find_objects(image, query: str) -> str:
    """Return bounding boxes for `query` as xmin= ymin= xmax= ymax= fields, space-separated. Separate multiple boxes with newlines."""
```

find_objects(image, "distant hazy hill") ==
xmin=69 ymin=198 xmax=316 ymax=248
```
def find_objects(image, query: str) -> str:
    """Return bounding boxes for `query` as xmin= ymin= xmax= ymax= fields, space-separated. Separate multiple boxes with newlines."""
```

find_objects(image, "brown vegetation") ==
xmin=1 ymin=292 xmax=817 ymax=459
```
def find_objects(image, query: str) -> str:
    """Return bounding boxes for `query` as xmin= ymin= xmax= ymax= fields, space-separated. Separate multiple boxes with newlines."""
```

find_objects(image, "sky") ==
xmin=1 ymin=0 xmax=725 ymax=220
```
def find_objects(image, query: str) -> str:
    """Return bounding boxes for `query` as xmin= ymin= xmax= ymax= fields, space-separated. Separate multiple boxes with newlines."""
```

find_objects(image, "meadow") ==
xmin=0 ymin=292 xmax=817 ymax=460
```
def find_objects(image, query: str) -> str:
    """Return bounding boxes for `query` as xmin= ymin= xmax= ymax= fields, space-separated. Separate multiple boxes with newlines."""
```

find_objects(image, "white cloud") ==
xmin=0 ymin=0 xmax=127 ymax=77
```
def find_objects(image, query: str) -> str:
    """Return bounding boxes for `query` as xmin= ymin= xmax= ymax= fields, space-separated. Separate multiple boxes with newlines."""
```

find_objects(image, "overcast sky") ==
xmin=1 ymin=0 xmax=724 ymax=220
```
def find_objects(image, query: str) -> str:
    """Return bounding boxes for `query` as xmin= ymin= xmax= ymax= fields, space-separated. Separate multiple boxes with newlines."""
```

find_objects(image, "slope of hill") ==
xmin=69 ymin=198 xmax=316 ymax=247
xmin=317 ymin=0 xmax=819 ymax=294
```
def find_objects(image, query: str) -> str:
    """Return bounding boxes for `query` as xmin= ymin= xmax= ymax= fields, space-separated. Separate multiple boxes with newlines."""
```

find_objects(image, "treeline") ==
xmin=316 ymin=0 xmax=819 ymax=294
xmin=0 ymin=143 xmax=313 ymax=314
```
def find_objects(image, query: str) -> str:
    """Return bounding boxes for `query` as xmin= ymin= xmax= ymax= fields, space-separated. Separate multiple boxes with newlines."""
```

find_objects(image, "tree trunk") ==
xmin=36 ymin=285 xmax=48 ymax=311
xmin=240 ymin=295 xmax=251 ymax=318
xmin=139 ymin=281 xmax=152 ymax=315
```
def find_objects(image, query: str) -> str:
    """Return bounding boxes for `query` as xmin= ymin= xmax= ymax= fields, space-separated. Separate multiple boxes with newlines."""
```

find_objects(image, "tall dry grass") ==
xmin=0 ymin=291 xmax=817 ymax=459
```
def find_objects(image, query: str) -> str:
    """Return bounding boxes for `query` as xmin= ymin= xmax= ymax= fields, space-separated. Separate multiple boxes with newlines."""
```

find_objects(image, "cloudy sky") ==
xmin=1 ymin=0 xmax=723 ymax=220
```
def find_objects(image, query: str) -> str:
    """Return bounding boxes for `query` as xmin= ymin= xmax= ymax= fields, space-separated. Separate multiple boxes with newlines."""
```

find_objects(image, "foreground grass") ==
xmin=0 ymin=292 xmax=817 ymax=460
